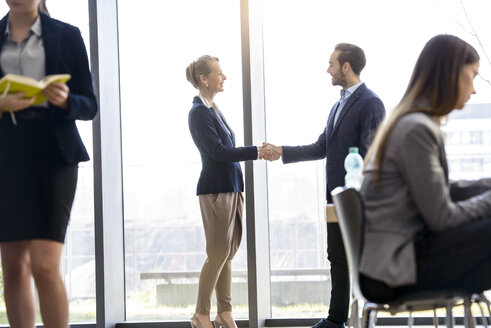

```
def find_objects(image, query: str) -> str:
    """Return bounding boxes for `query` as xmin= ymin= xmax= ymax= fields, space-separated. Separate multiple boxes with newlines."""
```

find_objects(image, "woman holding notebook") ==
xmin=0 ymin=0 xmax=97 ymax=326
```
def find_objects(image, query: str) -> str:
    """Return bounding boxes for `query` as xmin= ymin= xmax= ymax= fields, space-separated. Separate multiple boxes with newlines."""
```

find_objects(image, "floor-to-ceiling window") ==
xmin=97 ymin=0 xmax=491 ymax=324
xmin=262 ymin=0 xmax=332 ymax=317
xmin=262 ymin=0 xmax=491 ymax=319
xmin=118 ymin=0 xmax=249 ymax=321
xmin=54 ymin=2 xmax=97 ymax=320
xmin=1 ymin=0 xmax=490 ymax=325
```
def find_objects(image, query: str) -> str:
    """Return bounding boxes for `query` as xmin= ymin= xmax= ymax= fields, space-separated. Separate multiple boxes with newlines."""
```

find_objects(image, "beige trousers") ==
xmin=195 ymin=192 xmax=243 ymax=315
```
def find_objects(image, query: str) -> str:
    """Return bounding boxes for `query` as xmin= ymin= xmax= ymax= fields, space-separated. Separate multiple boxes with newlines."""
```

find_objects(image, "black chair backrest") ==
xmin=331 ymin=186 xmax=365 ymax=300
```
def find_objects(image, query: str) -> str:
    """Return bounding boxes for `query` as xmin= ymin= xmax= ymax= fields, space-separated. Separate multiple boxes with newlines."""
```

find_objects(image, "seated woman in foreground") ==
xmin=359 ymin=34 xmax=491 ymax=303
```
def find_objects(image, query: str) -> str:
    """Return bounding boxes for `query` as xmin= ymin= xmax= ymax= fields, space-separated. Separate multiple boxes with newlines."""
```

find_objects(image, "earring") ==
xmin=206 ymin=83 xmax=208 ymax=87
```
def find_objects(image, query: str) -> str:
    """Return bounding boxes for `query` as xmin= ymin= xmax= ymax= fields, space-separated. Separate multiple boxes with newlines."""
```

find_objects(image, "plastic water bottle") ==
xmin=344 ymin=147 xmax=363 ymax=190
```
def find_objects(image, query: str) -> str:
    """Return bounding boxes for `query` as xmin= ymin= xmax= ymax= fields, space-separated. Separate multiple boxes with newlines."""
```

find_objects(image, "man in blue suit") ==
xmin=268 ymin=43 xmax=385 ymax=328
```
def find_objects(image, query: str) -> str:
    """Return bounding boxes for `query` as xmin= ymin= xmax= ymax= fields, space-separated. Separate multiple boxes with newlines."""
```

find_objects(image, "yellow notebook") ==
xmin=0 ymin=73 xmax=71 ymax=105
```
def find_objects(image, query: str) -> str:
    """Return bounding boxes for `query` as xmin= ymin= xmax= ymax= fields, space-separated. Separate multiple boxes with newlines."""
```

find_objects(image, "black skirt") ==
xmin=0 ymin=109 xmax=78 ymax=243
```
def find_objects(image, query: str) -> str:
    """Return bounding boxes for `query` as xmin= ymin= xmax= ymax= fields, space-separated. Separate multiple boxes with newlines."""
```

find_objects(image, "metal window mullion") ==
xmin=241 ymin=0 xmax=272 ymax=328
xmin=89 ymin=0 xmax=126 ymax=327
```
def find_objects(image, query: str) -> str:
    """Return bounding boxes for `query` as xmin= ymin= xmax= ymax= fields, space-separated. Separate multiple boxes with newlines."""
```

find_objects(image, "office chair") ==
xmin=331 ymin=187 xmax=491 ymax=328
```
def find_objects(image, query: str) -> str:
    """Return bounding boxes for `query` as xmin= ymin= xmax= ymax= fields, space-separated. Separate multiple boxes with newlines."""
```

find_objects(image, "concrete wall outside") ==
xmin=156 ymin=279 xmax=331 ymax=306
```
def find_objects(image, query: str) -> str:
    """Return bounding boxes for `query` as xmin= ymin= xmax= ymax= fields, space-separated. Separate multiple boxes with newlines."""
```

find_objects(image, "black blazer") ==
xmin=0 ymin=13 xmax=97 ymax=165
xmin=188 ymin=96 xmax=257 ymax=195
xmin=282 ymin=83 xmax=385 ymax=202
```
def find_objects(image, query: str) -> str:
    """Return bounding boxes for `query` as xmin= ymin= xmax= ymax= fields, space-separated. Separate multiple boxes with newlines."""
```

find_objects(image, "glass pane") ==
xmin=118 ymin=0 xmax=248 ymax=321
xmin=444 ymin=104 xmax=491 ymax=181
xmin=0 ymin=0 xmax=95 ymax=323
xmin=263 ymin=0 xmax=491 ymax=318
xmin=263 ymin=0 xmax=330 ymax=317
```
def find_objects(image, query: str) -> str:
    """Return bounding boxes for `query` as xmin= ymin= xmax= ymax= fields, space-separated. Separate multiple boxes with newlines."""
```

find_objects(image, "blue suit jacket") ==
xmin=0 ymin=13 xmax=97 ymax=165
xmin=282 ymin=83 xmax=385 ymax=202
xmin=188 ymin=96 xmax=257 ymax=195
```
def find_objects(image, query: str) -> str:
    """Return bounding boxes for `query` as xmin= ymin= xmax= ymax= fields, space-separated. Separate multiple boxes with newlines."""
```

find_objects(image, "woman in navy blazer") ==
xmin=0 ymin=0 xmax=97 ymax=326
xmin=186 ymin=55 xmax=271 ymax=328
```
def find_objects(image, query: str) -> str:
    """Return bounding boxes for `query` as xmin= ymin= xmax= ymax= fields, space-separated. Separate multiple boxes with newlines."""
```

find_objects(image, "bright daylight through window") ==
xmin=0 ymin=0 xmax=489 ymax=324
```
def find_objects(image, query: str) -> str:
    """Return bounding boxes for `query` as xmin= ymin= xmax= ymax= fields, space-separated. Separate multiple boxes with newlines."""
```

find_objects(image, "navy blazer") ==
xmin=0 ymin=13 xmax=97 ymax=165
xmin=188 ymin=96 xmax=257 ymax=195
xmin=282 ymin=83 xmax=385 ymax=202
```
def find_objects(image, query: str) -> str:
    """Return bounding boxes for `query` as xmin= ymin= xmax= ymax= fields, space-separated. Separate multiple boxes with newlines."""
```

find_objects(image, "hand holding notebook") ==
xmin=0 ymin=73 xmax=71 ymax=124
xmin=0 ymin=73 xmax=71 ymax=105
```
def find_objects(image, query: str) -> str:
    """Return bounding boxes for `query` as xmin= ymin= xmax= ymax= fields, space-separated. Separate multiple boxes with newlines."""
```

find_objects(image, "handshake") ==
xmin=258 ymin=142 xmax=282 ymax=161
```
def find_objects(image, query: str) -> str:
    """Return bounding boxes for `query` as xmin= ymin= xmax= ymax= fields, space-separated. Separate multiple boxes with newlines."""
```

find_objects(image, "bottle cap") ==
xmin=349 ymin=147 xmax=359 ymax=153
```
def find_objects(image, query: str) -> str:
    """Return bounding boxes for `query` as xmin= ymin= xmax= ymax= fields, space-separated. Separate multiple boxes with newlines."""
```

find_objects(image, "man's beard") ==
xmin=332 ymin=72 xmax=347 ymax=88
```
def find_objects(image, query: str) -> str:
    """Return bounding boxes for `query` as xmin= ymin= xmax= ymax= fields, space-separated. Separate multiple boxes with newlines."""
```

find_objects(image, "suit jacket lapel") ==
xmin=0 ymin=15 xmax=8 ymax=77
xmin=216 ymin=109 xmax=235 ymax=146
xmin=40 ymin=13 xmax=61 ymax=75
xmin=329 ymin=84 xmax=366 ymax=140
xmin=326 ymin=102 xmax=340 ymax=138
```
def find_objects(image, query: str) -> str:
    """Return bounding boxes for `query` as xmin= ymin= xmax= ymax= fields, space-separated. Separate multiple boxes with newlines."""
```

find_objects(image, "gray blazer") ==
xmin=359 ymin=112 xmax=491 ymax=287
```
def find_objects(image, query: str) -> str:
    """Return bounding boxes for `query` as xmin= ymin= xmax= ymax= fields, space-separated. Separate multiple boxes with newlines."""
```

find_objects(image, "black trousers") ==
xmin=360 ymin=219 xmax=491 ymax=304
xmin=327 ymin=222 xmax=350 ymax=323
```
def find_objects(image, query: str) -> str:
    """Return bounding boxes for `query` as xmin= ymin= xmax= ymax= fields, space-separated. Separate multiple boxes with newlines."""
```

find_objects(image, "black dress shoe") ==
xmin=312 ymin=318 xmax=345 ymax=328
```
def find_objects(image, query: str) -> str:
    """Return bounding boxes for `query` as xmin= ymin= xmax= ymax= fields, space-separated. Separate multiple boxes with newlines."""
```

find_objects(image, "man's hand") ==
xmin=258 ymin=142 xmax=282 ymax=161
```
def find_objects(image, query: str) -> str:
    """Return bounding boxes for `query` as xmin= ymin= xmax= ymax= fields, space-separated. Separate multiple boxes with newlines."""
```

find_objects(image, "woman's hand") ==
xmin=258 ymin=143 xmax=282 ymax=161
xmin=43 ymin=82 xmax=70 ymax=109
xmin=0 ymin=92 xmax=35 ymax=112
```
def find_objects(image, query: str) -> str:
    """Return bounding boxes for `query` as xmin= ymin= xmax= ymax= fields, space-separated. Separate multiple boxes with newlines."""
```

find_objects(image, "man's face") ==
xmin=327 ymin=50 xmax=347 ymax=88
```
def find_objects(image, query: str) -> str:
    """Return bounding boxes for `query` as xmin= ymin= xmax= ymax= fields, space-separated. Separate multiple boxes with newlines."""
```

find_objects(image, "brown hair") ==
xmin=365 ymin=34 xmax=479 ymax=180
xmin=335 ymin=43 xmax=366 ymax=75
xmin=185 ymin=55 xmax=219 ymax=90
xmin=38 ymin=0 xmax=50 ymax=16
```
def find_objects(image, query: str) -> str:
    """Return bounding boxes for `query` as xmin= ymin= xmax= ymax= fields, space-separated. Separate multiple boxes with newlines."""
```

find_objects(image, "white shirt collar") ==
xmin=344 ymin=81 xmax=364 ymax=98
xmin=199 ymin=94 xmax=214 ymax=109
xmin=5 ymin=14 xmax=42 ymax=38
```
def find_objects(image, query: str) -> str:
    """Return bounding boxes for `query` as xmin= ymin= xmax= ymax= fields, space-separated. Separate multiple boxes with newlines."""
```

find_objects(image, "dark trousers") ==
xmin=327 ymin=222 xmax=350 ymax=323
xmin=360 ymin=219 xmax=491 ymax=304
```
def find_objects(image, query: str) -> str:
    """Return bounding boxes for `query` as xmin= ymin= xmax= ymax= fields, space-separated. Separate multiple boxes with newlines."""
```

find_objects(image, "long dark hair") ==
xmin=365 ymin=34 xmax=479 ymax=179
xmin=38 ymin=0 xmax=50 ymax=16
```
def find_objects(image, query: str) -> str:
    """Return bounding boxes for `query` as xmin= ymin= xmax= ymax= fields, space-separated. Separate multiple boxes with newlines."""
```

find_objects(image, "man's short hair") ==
xmin=335 ymin=43 xmax=366 ymax=76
